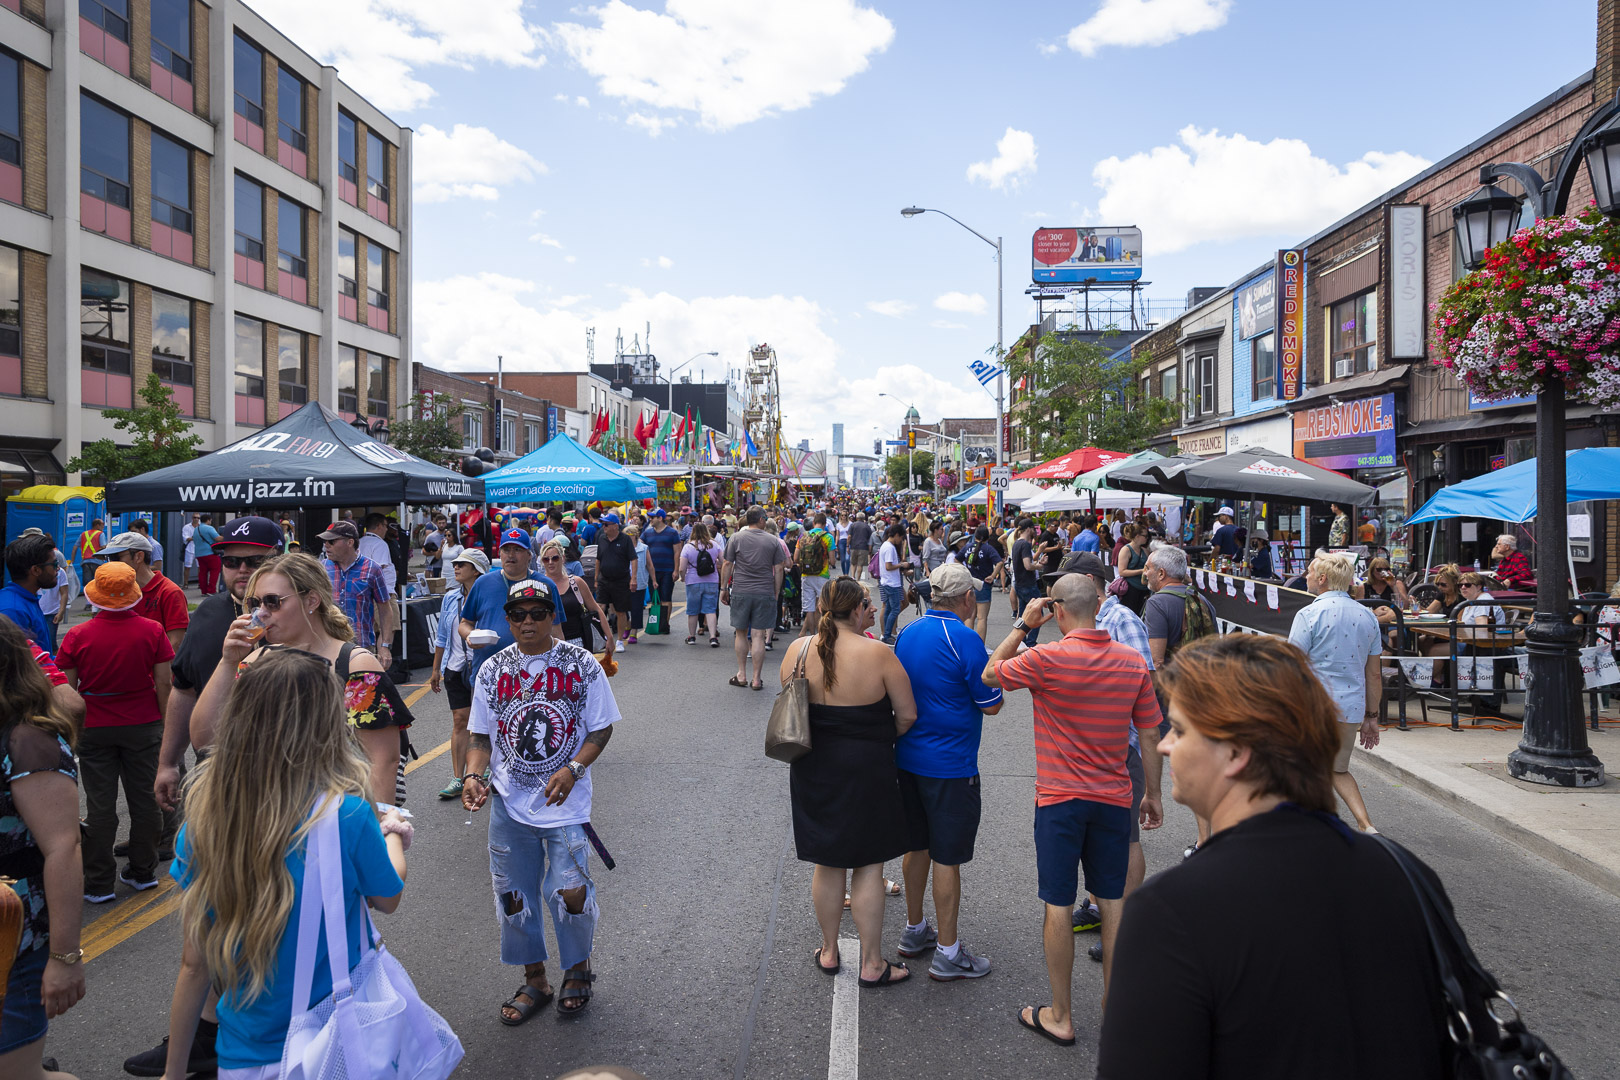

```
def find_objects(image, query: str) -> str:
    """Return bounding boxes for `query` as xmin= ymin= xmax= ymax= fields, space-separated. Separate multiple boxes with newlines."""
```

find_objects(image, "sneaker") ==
xmin=614 ymin=640 xmax=625 ymax=653
xmin=896 ymin=921 xmax=938 ymax=958
xmin=1183 ymin=841 xmax=1200 ymax=860
xmin=119 ymin=868 xmax=159 ymax=891
xmin=1088 ymin=941 xmax=1103 ymax=963
xmin=1072 ymin=902 xmax=1102 ymax=933
xmin=928 ymin=942 xmax=991 ymax=981
xmin=437 ymin=778 xmax=464 ymax=800
xmin=84 ymin=890 xmax=116 ymax=904
xmin=124 ymin=1027 xmax=217 ymax=1078
xmin=626 ymin=635 xmax=637 ymax=644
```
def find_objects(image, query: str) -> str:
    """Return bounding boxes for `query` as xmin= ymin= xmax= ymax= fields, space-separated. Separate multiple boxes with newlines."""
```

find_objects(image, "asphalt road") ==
xmin=53 ymin=586 xmax=1620 ymax=1080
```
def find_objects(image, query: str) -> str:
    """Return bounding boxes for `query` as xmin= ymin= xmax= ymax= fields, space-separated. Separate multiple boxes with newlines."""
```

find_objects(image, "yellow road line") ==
xmin=404 ymin=739 xmax=451 ymax=775
xmin=85 ymin=892 xmax=183 ymax=963
xmin=81 ymin=877 xmax=177 ymax=948
xmin=404 ymin=682 xmax=432 ymax=708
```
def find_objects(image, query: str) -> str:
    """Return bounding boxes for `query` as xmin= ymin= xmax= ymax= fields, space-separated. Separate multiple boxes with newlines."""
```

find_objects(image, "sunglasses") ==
xmin=541 ymin=555 xmax=562 ymax=563
xmin=506 ymin=607 xmax=552 ymax=622
xmin=246 ymin=592 xmax=295 ymax=612
xmin=221 ymin=555 xmax=269 ymax=570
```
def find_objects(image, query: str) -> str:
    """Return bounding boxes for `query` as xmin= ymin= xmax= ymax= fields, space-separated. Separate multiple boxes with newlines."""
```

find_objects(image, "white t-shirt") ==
xmin=468 ymin=641 xmax=621 ymax=828
xmin=879 ymin=540 xmax=907 ymax=587
xmin=182 ymin=522 xmax=196 ymax=555
xmin=357 ymin=532 xmax=398 ymax=593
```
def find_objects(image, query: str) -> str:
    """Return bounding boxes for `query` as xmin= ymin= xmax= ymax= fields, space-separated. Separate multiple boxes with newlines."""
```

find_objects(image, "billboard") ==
xmin=1032 ymin=227 xmax=1142 ymax=284
xmin=1292 ymin=392 xmax=1396 ymax=470
xmin=1235 ymin=272 xmax=1275 ymax=340
xmin=1276 ymin=249 xmax=1305 ymax=399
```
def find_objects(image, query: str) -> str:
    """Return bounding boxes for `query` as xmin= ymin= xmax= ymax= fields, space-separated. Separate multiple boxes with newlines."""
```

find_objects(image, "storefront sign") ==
xmin=1468 ymin=388 xmax=1537 ymax=411
xmin=1292 ymin=392 xmax=1396 ymax=470
xmin=1236 ymin=272 xmax=1276 ymax=339
xmin=1388 ymin=205 xmax=1426 ymax=358
xmin=1225 ymin=415 xmax=1291 ymax=455
xmin=1276 ymin=250 xmax=1305 ymax=398
xmin=1179 ymin=428 xmax=1227 ymax=456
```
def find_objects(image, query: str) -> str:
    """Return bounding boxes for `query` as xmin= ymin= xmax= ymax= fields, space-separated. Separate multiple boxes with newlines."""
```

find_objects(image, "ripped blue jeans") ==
xmin=487 ymin=790 xmax=598 ymax=972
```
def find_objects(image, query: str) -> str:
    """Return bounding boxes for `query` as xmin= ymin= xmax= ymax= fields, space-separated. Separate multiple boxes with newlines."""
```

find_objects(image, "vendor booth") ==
xmin=482 ymin=434 xmax=657 ymax=503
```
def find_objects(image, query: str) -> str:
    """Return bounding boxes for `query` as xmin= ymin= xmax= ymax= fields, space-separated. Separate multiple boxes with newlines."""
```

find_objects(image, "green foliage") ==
xmin=597 ymin=436 xmax=646 ymax=465
xmin=67 ymin=373 xmax=204 ymax=483
xmin=1001 ymin=331 xmax=1177 ymax=462
xmin=387 ymin=392 xmax=467 ymax=467
xmin=885 ymin=449 xmax=935 ymax=491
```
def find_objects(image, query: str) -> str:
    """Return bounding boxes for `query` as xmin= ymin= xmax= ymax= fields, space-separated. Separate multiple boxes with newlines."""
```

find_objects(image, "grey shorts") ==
xmin=730 ymin=591 xmax=776 ymax=632
xmin=801 ymin=574 xmax=829 ymax=613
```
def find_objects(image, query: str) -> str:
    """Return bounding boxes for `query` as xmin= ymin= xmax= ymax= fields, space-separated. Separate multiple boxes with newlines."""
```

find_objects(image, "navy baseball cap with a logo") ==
xmin=499 ymin=528 xmax=532 ymax=551
xmin=504 ymin=578 xmax=555 ymax=612
xmin=221 ymin=516 xmax=285 ymax=550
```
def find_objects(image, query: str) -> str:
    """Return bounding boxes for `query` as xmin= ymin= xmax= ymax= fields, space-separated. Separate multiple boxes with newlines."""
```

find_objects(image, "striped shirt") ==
xmin=996 ymin=628 xmax=1161 ymax=809
xmin=323 ymin=554 xmax=391 ymax=648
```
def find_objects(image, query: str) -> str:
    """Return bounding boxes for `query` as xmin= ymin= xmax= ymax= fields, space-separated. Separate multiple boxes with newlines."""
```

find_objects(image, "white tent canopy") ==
xmin=1019 ymin=486 xmax=1181 ymax=514
xmin=955 ymin=478 xmax=1045 ymax=505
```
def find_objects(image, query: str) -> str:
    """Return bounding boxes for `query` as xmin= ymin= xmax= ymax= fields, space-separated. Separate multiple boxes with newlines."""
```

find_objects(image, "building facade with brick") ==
xmin=0 ymin=0 xmax=412 ymax=492
xmin=411 ymin=363 xmax=582 ymax=467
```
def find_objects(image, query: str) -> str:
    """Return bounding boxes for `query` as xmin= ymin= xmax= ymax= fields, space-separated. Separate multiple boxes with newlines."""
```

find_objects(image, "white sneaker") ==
xmin=615 ymin=640 xmax=625 ymax=652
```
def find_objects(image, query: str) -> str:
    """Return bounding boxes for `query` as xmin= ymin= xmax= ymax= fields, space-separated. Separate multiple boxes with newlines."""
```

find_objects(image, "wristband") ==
xmin=462 ymin=772 xmax=485 ymax=785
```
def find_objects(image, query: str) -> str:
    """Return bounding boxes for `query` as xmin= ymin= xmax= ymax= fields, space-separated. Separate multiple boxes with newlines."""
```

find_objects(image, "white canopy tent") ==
xmin=1018 ymin=486 xmax=1181 ymax=514
xmin=955 ymin=478 xmax=1045 ymax=505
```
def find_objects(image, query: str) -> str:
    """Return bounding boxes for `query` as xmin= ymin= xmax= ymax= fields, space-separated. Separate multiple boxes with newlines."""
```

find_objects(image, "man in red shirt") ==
xmin=1491 ymin=533 xmax=1534 ymax=590
xmin=58 ymin=562 xmax=175 ymax=902
xmin=97 ymin=530 xmax=189 ymax=650
xmin=982 ymin=572 xmax=1161 ymax=1048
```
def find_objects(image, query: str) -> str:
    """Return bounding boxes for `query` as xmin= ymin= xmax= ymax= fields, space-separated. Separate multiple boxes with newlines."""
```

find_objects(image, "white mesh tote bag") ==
xmin=280 ymin=798 xmax=464 ymax=1080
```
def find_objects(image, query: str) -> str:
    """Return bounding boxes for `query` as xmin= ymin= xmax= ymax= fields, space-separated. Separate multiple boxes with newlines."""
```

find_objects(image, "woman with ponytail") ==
xmin=779 ymin=576 xmax=918 ymax=988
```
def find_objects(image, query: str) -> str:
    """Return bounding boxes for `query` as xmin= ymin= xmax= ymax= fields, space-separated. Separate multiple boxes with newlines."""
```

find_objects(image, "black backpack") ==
xmin=694 ymin=544 xmax=716 ymax=576
xmin=968 ymin=542 xmax=998 ymax=581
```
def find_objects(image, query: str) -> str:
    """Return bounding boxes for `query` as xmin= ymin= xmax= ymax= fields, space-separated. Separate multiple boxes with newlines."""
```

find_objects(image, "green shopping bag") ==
xmin=647 ymin=587 xmax=669 ymax=635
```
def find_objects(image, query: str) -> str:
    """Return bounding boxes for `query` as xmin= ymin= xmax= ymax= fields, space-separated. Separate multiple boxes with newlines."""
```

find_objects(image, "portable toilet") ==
xmin=5 ymin=485 xmax=107 ymax=583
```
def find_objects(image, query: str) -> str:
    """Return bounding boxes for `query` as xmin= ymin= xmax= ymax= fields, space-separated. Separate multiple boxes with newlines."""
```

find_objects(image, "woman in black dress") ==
xmin=779 ymin=577 xmax=918 ymax=987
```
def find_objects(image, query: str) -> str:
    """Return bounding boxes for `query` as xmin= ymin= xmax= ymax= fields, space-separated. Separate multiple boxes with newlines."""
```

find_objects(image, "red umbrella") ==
xmin=1014 ymin=447 xmax=1131 ymax=481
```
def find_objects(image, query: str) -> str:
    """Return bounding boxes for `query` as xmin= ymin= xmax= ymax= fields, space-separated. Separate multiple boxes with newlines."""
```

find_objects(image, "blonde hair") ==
xmin=623 ymin=524 xmax=640 ymax=541
xmin=248 ymin=552 xmax=354 ymax=643
xmin=538 ymin=539 xmax=566 ymax=563
xmin=1459 ymin=571 xmax=1489 ymax=589
xmin=1309 ymin=553 xmax=1356 ymax=593
xmin=1435 ymin=564 xmax=1461 ymax=592
xmin=178 ymin=650 xmax=374 ymax=1005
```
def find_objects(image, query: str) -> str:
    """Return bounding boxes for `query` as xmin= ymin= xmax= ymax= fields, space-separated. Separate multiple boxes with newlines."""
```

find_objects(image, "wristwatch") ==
xmin=50 ymin=948 xmax=83 ymax=965
xmin=565 ymin=760 xmax=585 ymax=781
xmin=1012 ymin=617 xmax=1028 ymax=631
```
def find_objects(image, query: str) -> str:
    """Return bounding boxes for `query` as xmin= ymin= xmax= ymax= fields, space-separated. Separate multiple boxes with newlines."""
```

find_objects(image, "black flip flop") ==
xmin=499 ymin=981 xmax=553 ymax=1026
xmin=751 ymin=680 xmax=765 ymax=691
xmin=728 ymin=675 xmax=749 ymax=688
xmin=556 ymin=967 xmax=595 ymax=1017
xmin=1017 ymin=1005 xmax=1076 ymax=1046
xmin=814 ymin=947 xmax=840 ymax=975
xmin=858 ymin=960 xmax=908 ymax=988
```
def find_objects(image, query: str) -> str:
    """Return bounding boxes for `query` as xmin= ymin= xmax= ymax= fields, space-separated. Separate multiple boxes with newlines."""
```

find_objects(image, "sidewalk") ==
xmin=1358 ymin=717 xmax=1620 ymax=898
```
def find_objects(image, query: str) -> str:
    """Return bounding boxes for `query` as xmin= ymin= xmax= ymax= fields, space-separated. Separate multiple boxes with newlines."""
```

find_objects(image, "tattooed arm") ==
xmin=543 ymin=724 xmax=614 ymax=807
xmin=461 ymin=733 xmax=493 ymax=812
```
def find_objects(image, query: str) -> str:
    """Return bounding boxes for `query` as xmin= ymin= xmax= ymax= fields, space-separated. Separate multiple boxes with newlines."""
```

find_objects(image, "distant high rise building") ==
xmin=831 ymin=423 xmax=844 ymax=457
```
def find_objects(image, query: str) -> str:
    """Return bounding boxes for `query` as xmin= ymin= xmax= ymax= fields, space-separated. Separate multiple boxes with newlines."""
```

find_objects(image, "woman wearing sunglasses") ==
xmin=190 ymin=552 xmax=412 ymax=811
xmin=538 ymin=540 xmax=609 ymax=654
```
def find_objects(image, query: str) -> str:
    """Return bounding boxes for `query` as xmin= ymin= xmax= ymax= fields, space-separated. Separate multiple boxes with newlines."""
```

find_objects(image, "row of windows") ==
xmin=232 ymin=32 xmax=305 ymax=150
xmin=81 ymin=0 xmax=191 ymax=77
xmin=231 ymin=313 xmax=308 ymax=403
xmin=232 ymin=173 xmax=307 ymax=277
xmin=337 ymin=346 xmax=389 ymax=417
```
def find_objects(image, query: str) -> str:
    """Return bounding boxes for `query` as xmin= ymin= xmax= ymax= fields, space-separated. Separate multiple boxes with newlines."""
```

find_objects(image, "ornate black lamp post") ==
xmin=1450 ymin=93 xmax=1620 ymax=786
xmin=350 ymin=415 xmax=390 ymax=443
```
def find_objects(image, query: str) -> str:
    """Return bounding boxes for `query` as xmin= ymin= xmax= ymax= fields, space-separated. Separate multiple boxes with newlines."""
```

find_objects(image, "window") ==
xmin=338 ymin=112 xmax=358 ymax=186
xmin=234 ymin=315 xmax=263 ymax=396
xmin=233 ymin=34 xmax=263 ymax=126
xmin=338 ymin=345 xmax=358 ymax=413
xmin=1160 ymin=364 xmax=1177 ymax=406
xmin=80 ymin=95 xmax=130 ymax=208
xmin=0 ymin=52 xmax=18 ymax=169
xmin=367 ymin=243 xmax=388 ymax=310
xmin=278 ymin=327 xmax=306 ymax=406
xmin=277 ymin=197 xmax=305 ymax=277
xmin=1252 ymin=332 xmax=1275 ymax=401
xmin=0 ymin=245 xmax=18 ymax=356
xmin=1330 ymin=290 xmax=1377 ymax=379
xmin=149 ymin=0 xmax=190 ymax=81
xmin=366 ymin=354 xmax=388 ymax=417
xmin=463 ymin=409 xmax=482 ymax=450
xmin=339 ymin=229 xmax=357 ymax=295
xmin=150 ymin=290 xmax=192 ymax=413
xmin=81 ymin=269 xmax=132 ymax=407
xmin=365 ymin=130 xmax=388 ymax=205
xmin=525 ymin=421 xmax=540 ymax=452
xmin=149 ymin=131 xmax=190 ymax=233
xmin=276 ymin=69 xmax=305 ymax=152
xmin=234 ymin=174 xmax=263 ymax=260
xmin=1186 ymin=350 xmax=1216 ymax=418
xmin=502 ymin=415 xmax=515 ymax=454
xmin=80 ymin=0 xmax=129 ymax=42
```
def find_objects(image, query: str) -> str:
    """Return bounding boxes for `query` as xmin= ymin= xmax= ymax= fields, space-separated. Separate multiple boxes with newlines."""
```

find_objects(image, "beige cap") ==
xmin=929 ymin=561 xmax=982 ymax=598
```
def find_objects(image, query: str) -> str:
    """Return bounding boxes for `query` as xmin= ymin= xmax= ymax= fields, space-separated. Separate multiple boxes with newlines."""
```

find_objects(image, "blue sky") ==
xmin=253 ymin=0 xmax=1597 ymax=448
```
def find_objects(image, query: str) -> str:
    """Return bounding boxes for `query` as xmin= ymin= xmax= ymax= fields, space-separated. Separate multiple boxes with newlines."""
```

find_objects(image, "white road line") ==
xmin=827 ymin=934 xmax=861 ymax=1080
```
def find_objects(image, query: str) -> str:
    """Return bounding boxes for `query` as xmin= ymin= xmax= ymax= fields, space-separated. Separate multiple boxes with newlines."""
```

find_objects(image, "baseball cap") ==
xmin=929 ymin=562 xmax=982 ymax=598
xmin=95 ymin=531 xmax=154 ymax=557
xmin=318 ymin=520 xmax=360 ymax=542
xmin=504 ymin=578 xmax=556 ymax=612
xmin=451 ymin=548 xmax=491 ymax=574
xmin=602 ymin=512 xmax=621 ymax=526
xmin=499 ymin=528 xmax=531 ymax=550
xmin=1217 ymin=506 xmax=1235 ymax=517
xmin=1064 ymin=551 xmax=1114 ymax=586
xmin=651 ymin=508 xmax=666 ymax=518
xmin=219 ymin=515 xmax=285 ymax=550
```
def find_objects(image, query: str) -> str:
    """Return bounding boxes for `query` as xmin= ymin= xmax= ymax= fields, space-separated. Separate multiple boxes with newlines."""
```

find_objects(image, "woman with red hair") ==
xmin=1098 ymin=633 xmax=1464 ymax=1078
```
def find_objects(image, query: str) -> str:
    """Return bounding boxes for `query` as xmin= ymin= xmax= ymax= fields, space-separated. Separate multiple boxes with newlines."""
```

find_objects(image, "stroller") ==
xmin=779 ymin=567 xmax=803 ymax=632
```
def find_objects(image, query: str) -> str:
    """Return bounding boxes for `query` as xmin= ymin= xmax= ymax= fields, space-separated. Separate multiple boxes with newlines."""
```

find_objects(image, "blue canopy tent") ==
xmin=481 ymin=433 xmax=658 ymax=502
xmin=1404 ymin=448 xmax=1620 ymax=586
xmin=950 ymin=482 xmax=985 ymax=504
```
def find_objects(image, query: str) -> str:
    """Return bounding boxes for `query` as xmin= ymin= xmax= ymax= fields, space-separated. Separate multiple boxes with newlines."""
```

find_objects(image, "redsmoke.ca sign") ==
xmin=1292 ymin=392 xmax=1397 ymax=470
xmin=1276 ymin=249 xmax=1305 ymax=399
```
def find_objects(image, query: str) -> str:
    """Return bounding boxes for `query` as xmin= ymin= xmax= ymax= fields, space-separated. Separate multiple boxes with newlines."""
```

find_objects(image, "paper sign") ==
xmin=1517 ymin=654 xmax=1530 ymax=683
xmin=1581 ymin=645 xmax=1620 ymax=688
xmin=1461 ymin=523 xmax=1478 ymax=542
xmin=1226 ymin=577 xmax=1238 ymax=596
xmin=1244 ymin=580 xmax=1257 ymax=603
xmin=1195 ymin=568 xmax=1206 ymax=589
xmin=1266 ymin=584 xmax=1280 ymax=610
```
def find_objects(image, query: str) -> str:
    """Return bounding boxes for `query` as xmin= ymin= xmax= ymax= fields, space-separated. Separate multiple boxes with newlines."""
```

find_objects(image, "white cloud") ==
xmin=1090 ymin=126 xmax=1430 ymax=253
xmin=529 ymin=233 xmax=564 ymax=248
xmin=555 ymin=0 xmax=895 ymax=132
xmin=528 ymin=209 xmax=547 ymax=224
xmin=639 ymin=255 xmax=674 ymax=268
xmin=554 ymin=93 xmax=592 ymax=107
xmin=966 ymin=128 xmax=1037 ymax=191
xmin=930 ymin=320 xmax=967 ymax=330
xmin=626 ymin=112 xmax=680 ymax=137
xmin=245 ymin=0 xmax=545 ymax=112
xmin=1066 ymin=0 xmax=1231 ymax=56
xmin=413 ymin=124 xmax=547 ymax=203
xmin=565 ymin=255 xmax=578 ymax=263
xmin=934 ymin=291 xmax=987 ymax=315
xmin=866 ymin=299 xmax=913 ymax=318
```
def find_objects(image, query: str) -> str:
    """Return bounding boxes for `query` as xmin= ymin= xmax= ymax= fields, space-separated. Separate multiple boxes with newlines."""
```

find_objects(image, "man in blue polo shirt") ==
xmin=892 ymin=562 xmax=1003 ymax=981
xmin=458 ymin=528 xmax=564 ymax=679
xmin=0 ymin=532 xmax=58 ymax=654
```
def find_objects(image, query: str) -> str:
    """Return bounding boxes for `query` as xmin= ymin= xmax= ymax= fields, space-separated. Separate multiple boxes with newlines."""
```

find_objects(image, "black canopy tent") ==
xmin=1108 ymin=454 xmax=1204 ymax=494
xmin=1144 ymin=447 xmax=1376 ymax=506
xmin=104 ymin=402 xmax=483 ymax=512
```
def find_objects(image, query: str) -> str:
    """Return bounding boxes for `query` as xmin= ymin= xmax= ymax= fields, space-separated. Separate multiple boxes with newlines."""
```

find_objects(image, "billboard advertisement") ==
xmin=1276 ymin=249 xmax=1305 ymax=399
xmin=1032 ymin=227 xmax=1143 ymax=284
xmin=1292 ymin=392 xmax=1396 ymax=471
xmin=1235 ymin=272 xmax=1275 ymax=339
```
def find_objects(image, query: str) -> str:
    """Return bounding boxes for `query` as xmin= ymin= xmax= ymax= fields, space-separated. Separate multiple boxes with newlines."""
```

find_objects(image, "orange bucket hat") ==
xmin=84 ymin=561 xmax=143 ymax=611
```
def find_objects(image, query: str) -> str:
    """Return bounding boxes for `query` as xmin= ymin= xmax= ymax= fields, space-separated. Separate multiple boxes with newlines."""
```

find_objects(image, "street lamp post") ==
xmin=1450 ymin=90 xmax=1620 ymax=787
xmin=664 ymin=351 xmax=719 ymax=412
xmin=880 ymin=392 xmax=920 ymax=492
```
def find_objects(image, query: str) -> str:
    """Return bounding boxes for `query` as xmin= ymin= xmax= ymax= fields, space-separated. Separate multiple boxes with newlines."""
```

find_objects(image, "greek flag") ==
xmin=967 ymin=359 xmax=1002 ymax=387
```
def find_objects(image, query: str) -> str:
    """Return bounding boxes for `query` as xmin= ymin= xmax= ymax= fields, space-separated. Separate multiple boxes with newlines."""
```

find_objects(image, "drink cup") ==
xmin=246 ymin=607 xmax=268 ymax=642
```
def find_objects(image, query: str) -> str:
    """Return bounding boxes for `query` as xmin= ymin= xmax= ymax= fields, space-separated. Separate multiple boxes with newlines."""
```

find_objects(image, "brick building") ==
xmin=0 ymin=0 xmax=412 ymax=493
xmin=411 ymin=364 xmax=574 ymax=466
xmin=453 ymin=370 xmax=663 ymax=449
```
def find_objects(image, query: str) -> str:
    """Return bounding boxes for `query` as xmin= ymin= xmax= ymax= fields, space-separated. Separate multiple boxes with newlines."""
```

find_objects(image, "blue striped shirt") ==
xmin=1096 ymin=594 xmax=1153 ymax=750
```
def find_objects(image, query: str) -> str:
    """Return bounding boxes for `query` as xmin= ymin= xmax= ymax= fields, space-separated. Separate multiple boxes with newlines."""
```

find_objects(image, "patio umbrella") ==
xmin=1074 ymin=448 xmax=1165 ymax=491
xmin=1108 ymin=454 xmax=1205 ymax=494
xmin=1404 ymin=448 xmax=1620 ymax=525
xmin=1014 ymin=447 xmax=1132 ymax=482
xmin=482 ymin=433 xmax=657 ymax=502
xmin=1148 ymin=448 xmax=1376 ymax=506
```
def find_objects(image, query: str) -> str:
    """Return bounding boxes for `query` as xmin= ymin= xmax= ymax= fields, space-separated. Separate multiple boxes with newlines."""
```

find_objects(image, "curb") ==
xmin=1356 ymin=749 xmax=1620 ymax=901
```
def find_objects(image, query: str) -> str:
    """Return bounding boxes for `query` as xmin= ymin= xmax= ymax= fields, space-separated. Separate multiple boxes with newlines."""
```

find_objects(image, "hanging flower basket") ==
xmin=935 ymin=469 xmax=958 ymax=493
xmin=1433 ymin=206 xmax=1620 ymax=408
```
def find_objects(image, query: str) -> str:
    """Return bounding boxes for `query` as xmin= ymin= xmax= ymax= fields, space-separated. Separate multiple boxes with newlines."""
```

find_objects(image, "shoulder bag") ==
xmin=1371 ymin=834 xmax=1570 ymax=1080
xmin=280 ymin=796 xmax=464 ymax=1080
xmin=765 ymin=640 xmax=813 ymax=763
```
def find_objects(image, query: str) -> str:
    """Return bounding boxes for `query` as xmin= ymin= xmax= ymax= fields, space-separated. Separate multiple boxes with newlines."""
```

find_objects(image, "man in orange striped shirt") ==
xmin=983 ymin=572 xmax=1162 ymax=1048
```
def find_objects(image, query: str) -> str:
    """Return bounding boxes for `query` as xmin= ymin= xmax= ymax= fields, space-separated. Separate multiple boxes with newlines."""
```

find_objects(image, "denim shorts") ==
xmin=973 ymin=581 xmax=993 ymax=604
xmin=1033 ymin=797 xmax=1131 ymax=905
xmin=0 ymin=944 xmax=48 ymax=1053
xmin=686 ymin=581 xmax=719 ymax=615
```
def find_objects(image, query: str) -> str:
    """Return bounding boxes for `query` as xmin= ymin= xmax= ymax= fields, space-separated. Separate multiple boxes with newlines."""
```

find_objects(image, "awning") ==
xmin=482 ymin=433 xmax=657 ymax=502
xmin=1074 ymin=448 xmax=1164 ymax=491
xmin=1404 ymin=448 xmax=1620 ymax=525
xmin=1014 ymin=447 xmax=1131 ymax=482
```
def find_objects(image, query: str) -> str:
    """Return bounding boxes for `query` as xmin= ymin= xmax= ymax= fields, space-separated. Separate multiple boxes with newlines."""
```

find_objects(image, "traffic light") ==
xmin=461 ymin=446 xmax=496 ymax=477
xmin=906 ymin=430 xmax=916 ymax=450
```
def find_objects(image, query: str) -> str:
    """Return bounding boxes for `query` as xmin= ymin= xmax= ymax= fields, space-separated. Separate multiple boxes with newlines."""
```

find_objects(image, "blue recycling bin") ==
xmin=4 ymin=485 xmax=107 ymax=583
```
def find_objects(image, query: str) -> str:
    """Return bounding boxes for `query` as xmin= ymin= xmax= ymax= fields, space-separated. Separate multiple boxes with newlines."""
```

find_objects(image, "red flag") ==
xmin=673 ymin=408 xmax=690 ymax=444
xmin=587 ymin=408 xmax=606 ymax=448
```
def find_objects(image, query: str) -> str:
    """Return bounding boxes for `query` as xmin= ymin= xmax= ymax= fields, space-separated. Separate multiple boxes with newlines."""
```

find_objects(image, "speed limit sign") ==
xmin=989 ymin=466 xmax=1012 ymax=492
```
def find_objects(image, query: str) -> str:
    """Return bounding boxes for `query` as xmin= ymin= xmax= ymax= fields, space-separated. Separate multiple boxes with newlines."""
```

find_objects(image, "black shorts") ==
xmin=444 ymin=666 xmax=472 ymax=711
xmin=898 ymin=770 xmax=981 ymax=865
xmin=597 ymin=578 xmax=634 ymax=614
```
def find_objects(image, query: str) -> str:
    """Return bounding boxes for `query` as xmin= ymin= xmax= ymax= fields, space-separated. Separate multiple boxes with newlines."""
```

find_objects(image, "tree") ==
xmin=67 ymin=372 xmax=204 ymax=483
xmin=597 ymin=435 xmax=645 ymax=465
xmin=885 ymin=449 xmax=935 ymax=491
xmin=387 ymin=391 xmax=467 ymax=467
xmin=1000 ymin=330 xmax=1178 ymax=461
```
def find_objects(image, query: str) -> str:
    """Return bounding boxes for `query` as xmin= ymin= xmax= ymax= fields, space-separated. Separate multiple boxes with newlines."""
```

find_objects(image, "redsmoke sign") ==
xmin=1275 ymin=249 xmax=1305 ymax=399
xmin=1292 ymin=392 xmax=1397 ymax=470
